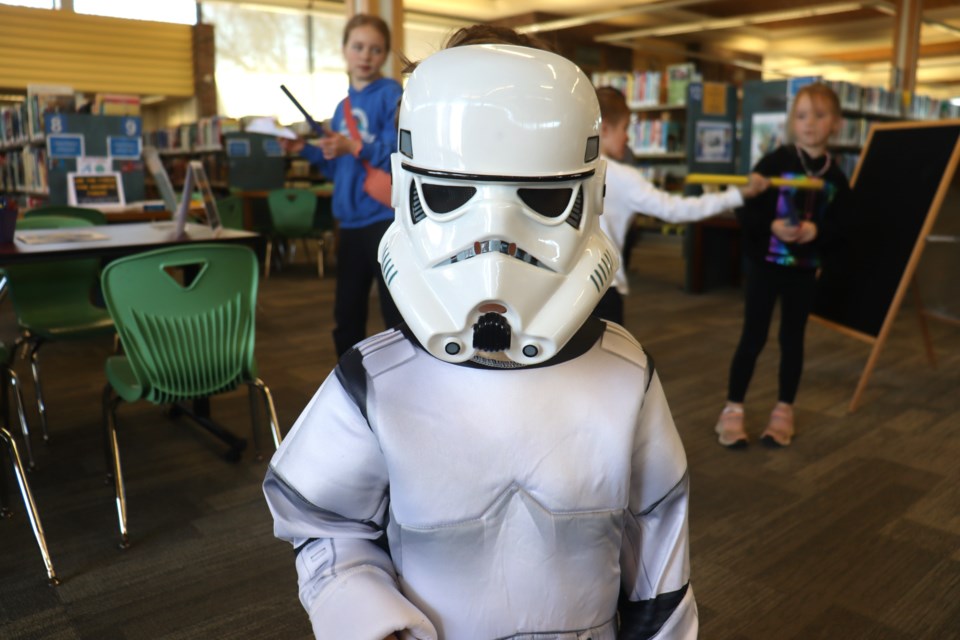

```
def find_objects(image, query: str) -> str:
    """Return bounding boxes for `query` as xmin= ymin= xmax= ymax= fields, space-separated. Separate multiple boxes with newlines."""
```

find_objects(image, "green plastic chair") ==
xmin=5 ymin=216 xmax=115 ymax=446
xmin=216 ymin=195 xmax=245 ymax=230
xmin=265 ymin=188 xmax=322 ymax=277
xmin=100 ymin=243 xmax=281 ymax=547
xmin=24 ymin=205 xmax=107 ymax=226
xmin=1 ymin=343 xmax=59 ymax=585
xmin=189 ymin=196 xmax=245 ymax=231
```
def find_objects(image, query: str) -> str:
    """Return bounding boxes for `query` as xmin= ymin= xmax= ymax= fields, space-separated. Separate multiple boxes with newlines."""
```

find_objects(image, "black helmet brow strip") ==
xmin=401 ymin=162 xmax=595 ymax=183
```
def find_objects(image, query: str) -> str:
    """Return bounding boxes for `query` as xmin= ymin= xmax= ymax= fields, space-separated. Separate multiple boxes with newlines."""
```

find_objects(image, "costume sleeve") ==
xmin=299 ymin=142 xmax=331 ymax=177
xmin=297 ymin=101 xmax=340 ymax=177
xmin=357 ymin=81 xmax=401 ymax=171
xmin=618 ymin=370 xmax=697 ymax=640
xmin=622 ymin=164 xmax=743 ymax=224
xmin=263 ymin=370 xmax=438 ymax=640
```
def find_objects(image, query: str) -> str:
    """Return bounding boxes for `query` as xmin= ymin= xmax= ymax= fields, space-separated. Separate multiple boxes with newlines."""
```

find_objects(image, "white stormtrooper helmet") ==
xmin=378 ymin=44 xmax=618 ymax=365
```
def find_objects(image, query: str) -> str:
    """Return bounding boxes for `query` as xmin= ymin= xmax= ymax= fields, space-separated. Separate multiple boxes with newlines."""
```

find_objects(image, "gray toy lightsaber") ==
xmin=280 ymin=84 xmax=326 ymax=136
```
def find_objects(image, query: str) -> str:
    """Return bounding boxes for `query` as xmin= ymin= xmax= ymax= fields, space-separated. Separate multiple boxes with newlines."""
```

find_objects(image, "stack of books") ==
xmin=666 ymin=63 xmax=697 ymax=106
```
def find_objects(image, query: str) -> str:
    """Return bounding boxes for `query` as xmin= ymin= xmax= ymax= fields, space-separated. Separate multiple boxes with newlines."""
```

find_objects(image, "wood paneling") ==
xmin=0 ymin=4 xmax=193 ymax=96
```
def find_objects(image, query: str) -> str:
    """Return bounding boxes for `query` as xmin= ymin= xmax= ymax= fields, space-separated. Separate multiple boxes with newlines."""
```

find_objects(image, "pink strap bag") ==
xmin=342 ymin=97 xmax=393 ymax=207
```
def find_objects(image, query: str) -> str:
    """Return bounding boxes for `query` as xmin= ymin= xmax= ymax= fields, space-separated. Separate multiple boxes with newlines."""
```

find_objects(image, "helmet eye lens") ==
xmin=421 ymin=183 xmax=477 ymax=214
xmin=518 ymin=188 xmax=573 ymax=218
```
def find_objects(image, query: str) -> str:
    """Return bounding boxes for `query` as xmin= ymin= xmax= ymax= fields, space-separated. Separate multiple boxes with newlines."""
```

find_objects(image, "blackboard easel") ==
xmin=811 ymin=119 xmax=960 ymax=411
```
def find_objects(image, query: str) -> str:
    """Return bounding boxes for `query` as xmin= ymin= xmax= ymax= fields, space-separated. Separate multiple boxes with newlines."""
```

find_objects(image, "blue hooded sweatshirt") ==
xmin=300 ymin=77 xmax=401 ymax=229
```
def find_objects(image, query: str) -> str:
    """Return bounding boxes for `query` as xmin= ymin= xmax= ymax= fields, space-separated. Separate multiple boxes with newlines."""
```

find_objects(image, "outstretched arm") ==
xmin=621 ymin=162 xmax=744 ymax=225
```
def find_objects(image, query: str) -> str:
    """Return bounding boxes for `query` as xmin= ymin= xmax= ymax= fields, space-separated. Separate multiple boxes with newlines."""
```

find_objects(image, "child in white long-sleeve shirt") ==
xmin=594 ymin=87 xmax=768 ymax=324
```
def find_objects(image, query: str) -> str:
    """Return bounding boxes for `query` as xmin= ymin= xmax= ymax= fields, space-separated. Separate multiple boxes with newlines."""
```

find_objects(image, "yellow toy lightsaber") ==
xmin=686 ymin=173 xmax=825 ymax=190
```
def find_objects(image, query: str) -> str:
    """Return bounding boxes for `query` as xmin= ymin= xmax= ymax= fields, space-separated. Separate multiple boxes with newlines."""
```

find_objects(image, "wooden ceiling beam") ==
xmin=824 ymin=40 xmax=960 ymax=63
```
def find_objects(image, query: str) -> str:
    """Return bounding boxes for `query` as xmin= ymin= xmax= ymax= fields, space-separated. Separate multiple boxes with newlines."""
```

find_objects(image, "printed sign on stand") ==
xmin=67 ymin=171 xmax=125 ymax=206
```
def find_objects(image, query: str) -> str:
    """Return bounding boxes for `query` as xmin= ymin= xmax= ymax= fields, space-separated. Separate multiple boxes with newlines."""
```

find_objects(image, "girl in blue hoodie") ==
xmin=284 ymin=14 xmax=403 ymax=356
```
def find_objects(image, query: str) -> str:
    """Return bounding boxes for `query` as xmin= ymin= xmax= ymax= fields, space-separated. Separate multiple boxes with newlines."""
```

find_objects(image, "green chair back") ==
xmin=216 ymin=196 xmax=245 ymax=230
xmin=6 ymin=216 xmax=110 ymax=338
xmin=267 ymin=188 xmax=318 ymax=237
xmin=24 ymin=205 xmax=107 ymax=226
xmin=100 ymin=244 xmax=259 ymax=404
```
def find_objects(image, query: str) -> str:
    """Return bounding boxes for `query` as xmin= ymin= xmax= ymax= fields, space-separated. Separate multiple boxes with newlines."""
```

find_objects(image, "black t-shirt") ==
xmin=737 ymin=144 xmax=852 ymax=269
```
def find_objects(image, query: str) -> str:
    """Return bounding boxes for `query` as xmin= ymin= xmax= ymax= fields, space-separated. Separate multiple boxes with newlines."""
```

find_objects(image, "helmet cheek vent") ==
xmin=565 ymin=187 xmax=584 ymax=229
xmin=410 ymin=181 xmax=426 ymax=224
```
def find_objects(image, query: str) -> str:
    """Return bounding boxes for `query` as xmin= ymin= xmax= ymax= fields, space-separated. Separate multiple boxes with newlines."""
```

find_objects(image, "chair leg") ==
xmin=102 ymin=390 xmax=129 ymax=549
xmin=27 ymin=343 xmax=50 ymax=443
xmin=250 ymin=379 xmax=282 ymax=454
xmin=264 ymin=240 xmax=273 ymax=279
xmin=7 ymin=368 xmax=36 ymax=470
xmin=1 ymin=427 xmax=60 ymax=585
xmin=316 ymin=237 xmax=324 ymax=278
xmin=247 ymin=384 xmax=262 ymax=460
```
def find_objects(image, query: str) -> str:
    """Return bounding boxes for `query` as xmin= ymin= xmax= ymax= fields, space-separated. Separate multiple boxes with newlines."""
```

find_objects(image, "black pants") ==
xmin=727 ymin=261 xmax=817 ymax=404
xmin=333 ymin=219 xmax=403 ymax=357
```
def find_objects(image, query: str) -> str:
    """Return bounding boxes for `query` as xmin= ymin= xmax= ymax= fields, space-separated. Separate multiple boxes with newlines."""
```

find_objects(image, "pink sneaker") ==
xmin=761 ymin=403 xmax=795 ymax=447
xmin=714 ymin=404 xmax=747 ymax=448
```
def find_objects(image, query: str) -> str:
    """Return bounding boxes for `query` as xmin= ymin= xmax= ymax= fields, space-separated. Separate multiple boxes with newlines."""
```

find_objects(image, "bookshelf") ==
xmin=740 ymin=77 xmax=960 ymax=178
xmin=143 ymin=116 xmax=303 ymax=196
xmin=676 ymin=76 xmax=960 ymax=294
xmin=0 ymin=86 xmax=150 ymax=208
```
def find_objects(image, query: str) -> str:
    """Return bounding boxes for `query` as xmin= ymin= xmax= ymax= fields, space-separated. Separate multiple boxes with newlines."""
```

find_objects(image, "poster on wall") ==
xmin=749 ymin=112 xmax=788 ymax=170
xmin=694 ymin=121 xmax=733 ymax=163
xmin=108 ymin=135 xmax=142 ymax=159
xmin=47 ymin=133 xmax=84 ymax=159
xmin=701 ymin=82 xmax=728 ymax=116
xmin=787 ymin=76 xmax=820 ymax=106
xmin=77 ymin=156 xmax=111 ymax=174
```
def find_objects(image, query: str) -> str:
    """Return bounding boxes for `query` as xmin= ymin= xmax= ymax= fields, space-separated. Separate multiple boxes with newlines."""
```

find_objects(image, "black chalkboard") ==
xmin=813 ymin=121 xmax=960 ymax=337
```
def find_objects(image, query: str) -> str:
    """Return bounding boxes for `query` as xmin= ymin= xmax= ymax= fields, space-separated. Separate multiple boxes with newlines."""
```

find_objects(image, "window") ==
xmin=201 ymin=3 xmax=347 ymax=123
xmin=73 ymin=0 xmax=197 ymax=24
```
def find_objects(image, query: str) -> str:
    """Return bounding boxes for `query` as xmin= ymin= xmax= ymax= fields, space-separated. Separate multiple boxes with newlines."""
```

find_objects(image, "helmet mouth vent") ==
xmin=472 ymin=312 xmax=511 ymax=352
xmin=434 ymin=239 xmax=553 ymax=270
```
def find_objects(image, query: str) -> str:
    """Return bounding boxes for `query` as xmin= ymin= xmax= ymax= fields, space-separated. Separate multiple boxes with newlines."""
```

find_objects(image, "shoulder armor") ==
xmin=335 ymin=329 xmax=418 ymax=422
xmin=600 ymin=322 xmax=647 ymax=367
xmin=356 ymin=328 xmax=418 ymax=378
xmin=599 ymin=322 xmax=656 ymax=391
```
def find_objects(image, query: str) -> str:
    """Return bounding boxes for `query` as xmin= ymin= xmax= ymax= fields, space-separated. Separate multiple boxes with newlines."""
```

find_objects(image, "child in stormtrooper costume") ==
xmin=264 ymin=44 xmax=697 ymax=640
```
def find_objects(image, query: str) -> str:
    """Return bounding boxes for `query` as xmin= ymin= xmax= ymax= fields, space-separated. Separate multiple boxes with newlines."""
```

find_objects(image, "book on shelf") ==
xmin=629 ymin=112 xmax=683 ymax=154
xmin=591 ymin=71 xmax=663 ymax=107
xmin=94 ymin=93 xmax=141 ymax=116
xmin=1 ymin=103 xmax=28 ymax=146
xmin=26 ymin=83 xmax=76 ymax=139
xmin=196 ymin=115 xmax=240 ymax=150
xmin=824 ymin=80 xmax=863 ymax=112
xmin=666 ymin=63 xmax=697 ymax=106
xmin=0 ymin=146 xmax=49 ymax=195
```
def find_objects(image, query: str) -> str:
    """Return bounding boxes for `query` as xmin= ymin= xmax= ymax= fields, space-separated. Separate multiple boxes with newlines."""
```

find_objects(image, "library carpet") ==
xmin=1 ymin=235 xmax=958 ymax=639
